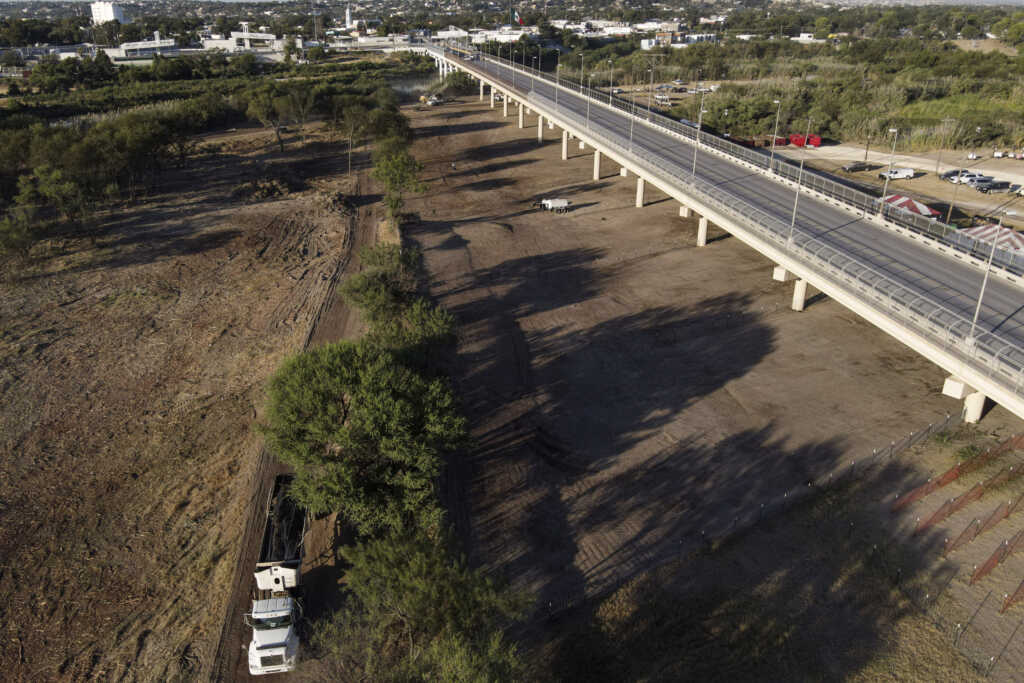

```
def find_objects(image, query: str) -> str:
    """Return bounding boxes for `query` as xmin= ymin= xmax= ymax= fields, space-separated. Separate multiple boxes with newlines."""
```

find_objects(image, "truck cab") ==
xmin=247 ymin=597 xmax=300 ymax=675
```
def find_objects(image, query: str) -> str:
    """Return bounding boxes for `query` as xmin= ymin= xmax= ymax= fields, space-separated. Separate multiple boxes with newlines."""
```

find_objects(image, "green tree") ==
xmin=287 ymin=87 xmax=315 ymax=144
xmin=247 ymin=90 xmax=291 ymax=152
xmin=262 ymin=341 xmax=466 ymax=533
xmin=336 ymin=102 xmax=369 ymax=174
xmin=372 ymin=136 xmax=425 ymax=217
xmin=311 ymin=534 xmax=526 ymax=681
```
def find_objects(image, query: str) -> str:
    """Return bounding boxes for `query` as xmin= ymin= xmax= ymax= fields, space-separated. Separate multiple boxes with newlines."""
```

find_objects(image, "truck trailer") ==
xmin=246 ymin=475 xmax=307 ymax=676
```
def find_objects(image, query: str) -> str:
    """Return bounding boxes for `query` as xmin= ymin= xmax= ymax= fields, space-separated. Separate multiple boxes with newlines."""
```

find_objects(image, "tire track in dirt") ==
xmin=209 ymin=179 xmax=376 ymax=682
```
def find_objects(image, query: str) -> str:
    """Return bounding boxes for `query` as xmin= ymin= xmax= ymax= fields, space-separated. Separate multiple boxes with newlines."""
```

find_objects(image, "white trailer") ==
xmin=246 ymin=475 xmax=307 ymax=676
xmin=533 ymin=198 xmax=571 ymax=213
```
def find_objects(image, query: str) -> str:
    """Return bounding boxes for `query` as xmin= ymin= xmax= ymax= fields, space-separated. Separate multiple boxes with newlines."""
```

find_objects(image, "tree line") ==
xmin=264 ymin=240 xmax=527 ymax=679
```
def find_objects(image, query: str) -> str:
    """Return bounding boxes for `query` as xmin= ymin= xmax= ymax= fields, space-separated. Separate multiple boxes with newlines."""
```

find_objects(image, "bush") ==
xmin=310 ymin=534 xmax=526 ymax=681
xmin=262 ymin=340 xmax=466 ymax=534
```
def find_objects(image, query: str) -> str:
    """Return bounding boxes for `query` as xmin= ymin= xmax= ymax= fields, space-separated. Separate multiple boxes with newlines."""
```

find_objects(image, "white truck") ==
xmin=878 ymin=167 xmax=915 ymax=180
xmin=533 ymin=198 xmax=571 ymax=213
xmin=246 ymin=475 xmax=307 ymax=676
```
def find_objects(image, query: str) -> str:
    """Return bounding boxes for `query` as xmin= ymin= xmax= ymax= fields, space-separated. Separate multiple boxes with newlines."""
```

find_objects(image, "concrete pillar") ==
xmin=503 ymin=96 xmax=508 ymax=117
xmin=579 ymin=141 xmax=586 ymax=150
xmin=561 ymin=130 xmax=568 ymax=160
xmin=964 ymin=392 xmax=986 ymax=423
xmin=772 ymin=266 xmax=794 ymax=282
xmin=942 ymin=376 xmax=972 ymax=400
xmin=635 ymin=177 xmax=645 ymax=208
xmin=697 ymin=217 xmax=708 ymax=247
xmin=518 ymin=102 xmax=524 ymax=129
xmin=548 ymin=121 xmax=555 ymax=130
xmin=678 ymin=205 xmax=691 ymax=218
xmin=593 ymin=150 xmax=602 ymax=181
xmin=480 ymin=80 xmax=484 ymax=100
xmin=490 ymin=90 xmax=495 ymax=108
xmin=791 ymin=279 xmax=808 ymax=312
xmin=620 ymin=167 xmax=628 ymax=177
xmin=537 ymin=115 xmax=544 ymax=143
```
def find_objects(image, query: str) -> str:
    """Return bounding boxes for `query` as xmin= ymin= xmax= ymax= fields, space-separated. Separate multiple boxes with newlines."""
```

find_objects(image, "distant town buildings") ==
xmin=90 ymin=2 xmax=125 ymax=26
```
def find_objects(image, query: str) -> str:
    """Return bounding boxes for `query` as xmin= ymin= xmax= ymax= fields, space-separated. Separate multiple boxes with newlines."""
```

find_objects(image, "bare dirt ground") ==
xmin=0 ymin=127 xmax=356 ymax=680
xmin=402 ymin=97 xmax=1024 ymax=678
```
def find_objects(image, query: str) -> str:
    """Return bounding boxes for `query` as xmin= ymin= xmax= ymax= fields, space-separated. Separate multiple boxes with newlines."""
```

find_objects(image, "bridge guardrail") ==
xmin=515 ymin=86 xmax=1024 ymax=399
xmin=440 ymin=45 xmax=1024 ymax=277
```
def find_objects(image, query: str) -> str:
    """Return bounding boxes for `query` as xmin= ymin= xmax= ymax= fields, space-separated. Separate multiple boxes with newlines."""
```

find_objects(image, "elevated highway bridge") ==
xmin=420 ymin=44 xmax=1024 ymax=423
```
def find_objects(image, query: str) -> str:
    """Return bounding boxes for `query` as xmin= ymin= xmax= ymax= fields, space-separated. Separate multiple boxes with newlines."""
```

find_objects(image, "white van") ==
xmin=878 ymin=168 xmax=915 ymax=180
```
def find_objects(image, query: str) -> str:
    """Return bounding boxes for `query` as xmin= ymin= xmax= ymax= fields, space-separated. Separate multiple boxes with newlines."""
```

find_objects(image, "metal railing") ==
xmin=433 ymin=44 xmax=1024 ymax=277
xmin=516 ymin=89 xmax=1024 ymax=399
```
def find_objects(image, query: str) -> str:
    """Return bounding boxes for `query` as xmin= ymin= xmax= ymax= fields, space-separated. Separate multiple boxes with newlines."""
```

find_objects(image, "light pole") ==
xmin=692 ymin=92 xmax=707 ymax=176
xmin=511 ymin=47 xmax=516 ymax=88
xmin=647 ymin=66 xmax=654 ymax=120
xmin=608 ymin=59 xmax=613 ymax=104
xmin=788 ymin=117 xmax=813 ymax=248
xmin=935 ymin=117 xmax=954 ymax=176
xmin=768 ymin=98 xmax=782 ymax=173
xmin=579 ymin=53 xmax=584 ymax=88
xmin=555 ymin=62 xmax=560 ymax=109
xmin=587 ymin=74 xmax=593 ymax=128
xmin=879 ymin=127 xmax=899 ymax=217
xmin=531 ymin=56 xmax=536 ymax=90
xmin=968 ymin=208 xmax=1017 ymax=346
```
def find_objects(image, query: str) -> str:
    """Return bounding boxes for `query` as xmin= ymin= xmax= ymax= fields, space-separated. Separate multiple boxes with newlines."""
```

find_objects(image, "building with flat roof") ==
xmin=90 ymin=2 xmax=125 ymax=26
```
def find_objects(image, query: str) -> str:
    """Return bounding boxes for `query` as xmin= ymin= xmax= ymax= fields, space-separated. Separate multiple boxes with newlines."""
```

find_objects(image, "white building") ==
xmin=100 ymin=31 xmax=176 ymax=58
xmin=201 ymin=23 xmax=299 ymax=53
xmin=90 ymin=2 xmax=125 ymax=25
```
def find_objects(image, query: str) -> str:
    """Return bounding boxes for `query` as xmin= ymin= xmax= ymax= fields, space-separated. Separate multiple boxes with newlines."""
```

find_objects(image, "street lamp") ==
xmin=879 ymin=127 xmax=899 ymax=218
xmin=579 ymin=52 xmax=584 ymax=88
xmin=692 ymin=91 xmax=708 ymax=176
xmin=555 ymin=62 xmax=560 ymax=109
xmin=788 ymin=117 xmax=813 ymax=248
xmin=646 ymin=66 xmax=654 ymax=120
xmin=587 ymin=74 xmax=594 ymax=128
xmin=608 ymin=59 xmax=613 ymax=104
xmin=968 ymin=208 xmax=1017 ymax=346
xmin=511 ymin=48 xmax=516 ymax=88
xmin=769 ymin=98 xmax=782 ymax=173
xmin=531 ymin=56 xmax=536 ymax=90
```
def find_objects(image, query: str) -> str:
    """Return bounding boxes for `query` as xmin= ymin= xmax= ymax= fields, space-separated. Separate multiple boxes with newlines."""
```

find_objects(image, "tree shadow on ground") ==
xmin=541 ymin=455 xmax=955 ymax=682
xmin=413 ymin=121 xmax=506 ymax=139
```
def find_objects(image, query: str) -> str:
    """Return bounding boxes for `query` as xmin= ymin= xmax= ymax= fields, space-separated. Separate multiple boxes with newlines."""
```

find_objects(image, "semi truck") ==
xmin=246 ymin=475 xmax=307 ymax=676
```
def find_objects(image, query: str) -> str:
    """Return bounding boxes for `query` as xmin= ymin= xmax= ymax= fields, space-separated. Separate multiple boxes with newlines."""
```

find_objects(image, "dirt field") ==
xmin=401 ymin=97 xmax=1024 ymax=678
xmin=0 ymin=127 xmax=356 ymax=680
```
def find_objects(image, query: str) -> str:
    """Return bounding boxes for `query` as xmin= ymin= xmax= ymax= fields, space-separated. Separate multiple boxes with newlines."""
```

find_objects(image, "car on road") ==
xmin=975 ymin=180 xmax=1011 ymax=193
xmin=878 ymin=168 xmax=915 ymax=180
xmin=842 ymin=161 xmax=872 ymax=172
xmin=611 ymin=88 xmax=624 ymax=94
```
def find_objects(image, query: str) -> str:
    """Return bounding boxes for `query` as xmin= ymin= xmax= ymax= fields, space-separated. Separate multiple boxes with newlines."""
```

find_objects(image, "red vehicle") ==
xmin=807 ymin=134 xmax=821 ymax=147
xmin=789 ymin=133 xmax=806 ymax=147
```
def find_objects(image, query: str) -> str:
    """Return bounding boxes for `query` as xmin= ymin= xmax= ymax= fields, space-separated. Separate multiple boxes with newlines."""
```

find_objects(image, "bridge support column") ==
xmin=697 ymin=217 xmax=708 ymax=246
xmin=479 ymin=80 xmax=484 ymax=100
xmin=537 ymin=115 xmax=544 ymax=143
xmin=791 ymin=279 xmax=808 ymax=312
xmin=503 ymin=96 xmax=508 ymax=117
xmin=635 ymin=177 xmax=645 ymax=208
xmin=620 ymin=167 xmax=628 ymax=177
xmin=518 ymin=102 xmax=524 ymax=129
xmin=772 ymin=266 xmax=794 ymax=282
xmin=490 ymin=90 xmax=495 ymax=108
xmin=679 ymin=205 xmax=690 ymax=218
xmin=548 ymin=121 xmax=555 ymax=130
xmin=593 ymin=150 xmax=602 ymax=181
xmin=964 ymin=392 xmax=987 ymax=423
xmin=561 ymin=130 xmax=568 ymax=160
xmin=579 ymin=141 xmax=586 ymax=150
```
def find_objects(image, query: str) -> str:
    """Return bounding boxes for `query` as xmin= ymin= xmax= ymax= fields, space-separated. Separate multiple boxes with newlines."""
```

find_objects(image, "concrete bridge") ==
xmin=421 ymin=44 xmax=1024 ymax=424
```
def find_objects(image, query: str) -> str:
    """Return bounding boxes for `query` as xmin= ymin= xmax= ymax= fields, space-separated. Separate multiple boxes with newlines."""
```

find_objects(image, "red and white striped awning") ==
xmin=960 ymin=224 xmax=1024 ymax=251
xmin=883 ymin=194 xmax=941 ymax=217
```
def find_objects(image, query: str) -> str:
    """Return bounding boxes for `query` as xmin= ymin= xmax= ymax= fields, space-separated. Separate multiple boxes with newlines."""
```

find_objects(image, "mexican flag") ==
xmin=514 ymin=10 xmax=524 ymax=25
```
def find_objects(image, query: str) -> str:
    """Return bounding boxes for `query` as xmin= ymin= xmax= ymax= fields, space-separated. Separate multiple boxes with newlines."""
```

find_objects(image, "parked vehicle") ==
xmin=842 ymin=161 xmax=872 ymax=172
xmin=878 ymin=168 xmax=915 ymax=180
xmin=654 ymin=94 xmax=671 ymax=104
xmin=247 ymin=475 xmax=307 ymax=676
xmin=963 ymin=175 xmax=995 ymax=188
xmin=994 ymin=150 xmax=1005 ymax=158
xmin=611 ymin=88 xmax=624 ymax=94
xmin=949 ymin=171 xmax=987 ymax=184
xmin=533 ymin=198 xmax=570 ymax=213
xmin=967 ymin=151 xmax=981 ymax=160
xmin=976 ymin=180 xmax=1012 ymax=193
xmin=940 ymin=168 xmax=970 ymax=181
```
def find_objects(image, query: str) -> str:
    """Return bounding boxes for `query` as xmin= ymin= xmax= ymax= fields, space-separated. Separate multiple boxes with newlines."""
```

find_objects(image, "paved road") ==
xmin=467 ymin=56 xmax=1024 ymax=358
